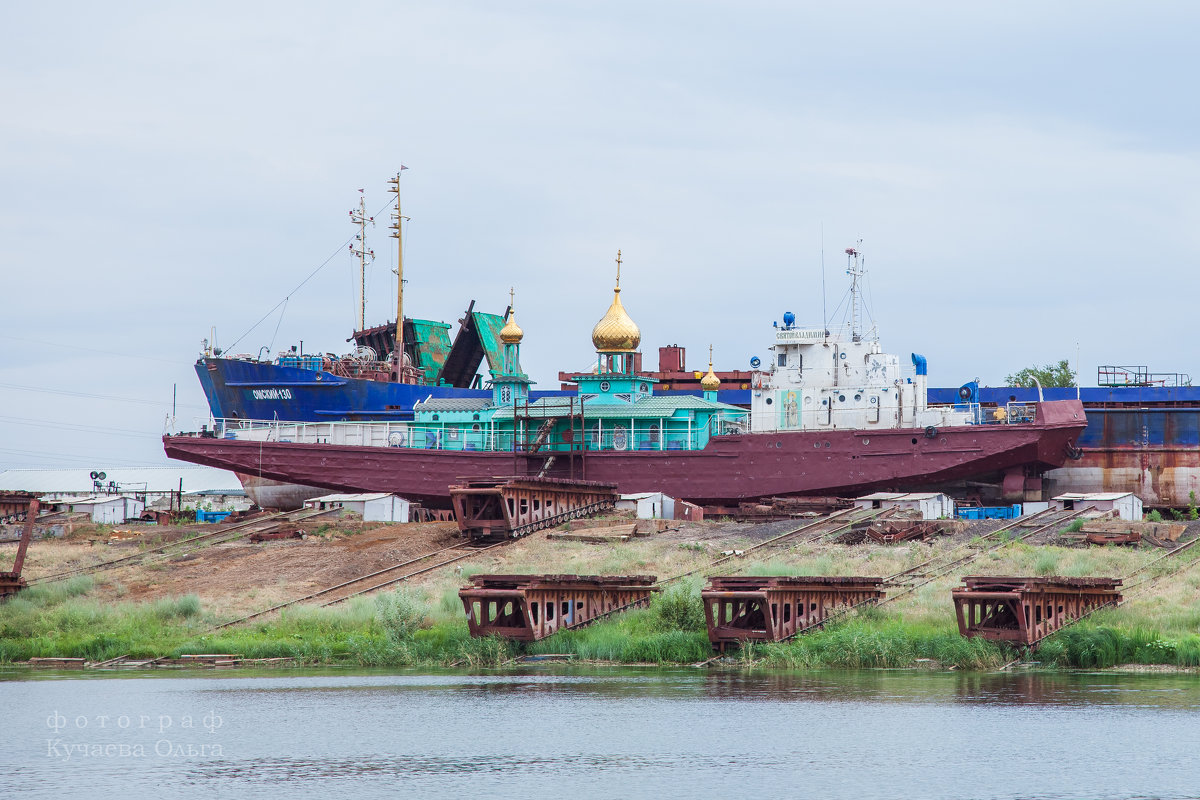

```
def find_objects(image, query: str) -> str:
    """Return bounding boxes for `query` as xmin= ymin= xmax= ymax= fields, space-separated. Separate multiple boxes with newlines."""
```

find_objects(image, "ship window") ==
xmin=765 ymin=397 xmax=773 ymax=405
xmin=640 ymin=383 xmax=649 ymax=392
xmin=854 ymin=393 xmax=861 ymax=401
xmin=778 ymin=353 xmax=787 ymax=367
xmin=839 ymin=395 xmax=846 ymax=402
xmin=473 ymin=413 xmax=480 ymax=420
xmin=432 ymin=414 xmax=440 ymax=421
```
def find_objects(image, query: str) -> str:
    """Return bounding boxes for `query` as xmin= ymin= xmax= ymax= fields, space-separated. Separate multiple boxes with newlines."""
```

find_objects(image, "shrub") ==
xmin=375 ymin=591 xmax=426 ymax=642
xmin=1146 ymin=510 xmax=1163 ymax=522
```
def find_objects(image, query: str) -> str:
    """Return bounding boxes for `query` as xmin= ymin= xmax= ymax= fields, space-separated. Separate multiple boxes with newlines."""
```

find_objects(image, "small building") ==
xmin=1051 ymin=492 xmax=1143 ymax=521
xmin=65 ymin=495 xmax=146 ymax=525
xmin=304 ymin=493 xmax=410 ymax=522
xmin=854 ymin=492 xmax=954 ymax=520
xmin=616 ymin=492 xmax=675 ymax=520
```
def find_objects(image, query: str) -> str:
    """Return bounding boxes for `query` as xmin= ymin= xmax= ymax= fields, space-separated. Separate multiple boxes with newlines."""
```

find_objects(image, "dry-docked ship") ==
xmin=165 ymin=251 xmax=1087 ymax=507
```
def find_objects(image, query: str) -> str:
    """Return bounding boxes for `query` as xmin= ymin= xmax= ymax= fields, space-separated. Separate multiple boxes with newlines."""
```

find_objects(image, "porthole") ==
xmin=839 ymin=395 xmax=846 ymax=402
xmin=862 ymin=438 xmax=869 ymax=445
xmin=911 ymin=437 xmax=918 ymax=445
xmin=854 ymin=393 xmax=862 ymax=401
xmin=821 ymin=399 xmax=828 ymax=406
xmin=824 ymin=441 xmax=831 ymax=448
xmin=813 ymin=442 xmax=821 ymax=449
xmin=776 ymin=441 xmax=783 ymax=449
xmin=600 ymin=381 xmax=610 ymax=392
xmin=840 ymin=352 xmax=847 ymax=359
xmin=766 ymin=397 xmax=773 ymax=405
xmin=870 ymin=397 xmax=878 ymax=404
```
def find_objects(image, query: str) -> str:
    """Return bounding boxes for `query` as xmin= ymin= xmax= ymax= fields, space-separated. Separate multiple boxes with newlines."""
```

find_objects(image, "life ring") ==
xmin=924 ymin=426 xmax=938 ymax=439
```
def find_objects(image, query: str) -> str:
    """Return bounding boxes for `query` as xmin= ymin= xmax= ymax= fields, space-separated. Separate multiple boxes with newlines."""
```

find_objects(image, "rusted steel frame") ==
xmin=952 ymin=581 xmax=1122 ymax=646
xmin=10 ymin=498 xmax=37 ymax=578
xmin=460 ymin=575 xmax=657 ymax=640
xmin=702 ymin=580 xmax=886 ymax=649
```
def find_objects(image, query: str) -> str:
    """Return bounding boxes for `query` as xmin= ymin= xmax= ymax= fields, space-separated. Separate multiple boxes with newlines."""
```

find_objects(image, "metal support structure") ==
xmin=449 ymin=476 xmax=617 ymax=542
xmin=701 ymin=575 xmax=886 ymax=652
xmin=952 ymin=576 xmax=1122 ymax=647
xmin=1 ymin=499 xmax=38 ymax=599
xmin=459 ymin=574 xmax=657 ymax=641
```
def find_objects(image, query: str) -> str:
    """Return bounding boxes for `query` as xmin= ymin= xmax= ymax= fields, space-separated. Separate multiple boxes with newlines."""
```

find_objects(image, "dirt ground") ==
xmin=12 ymin=511 xmax=1197 ymax=620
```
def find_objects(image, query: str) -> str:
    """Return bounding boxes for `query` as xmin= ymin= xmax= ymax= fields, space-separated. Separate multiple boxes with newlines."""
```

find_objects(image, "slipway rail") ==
xmin=26 ymin=510 xmax=338 ymax=585
xmin=211 ymin=541 xmax=509 ymax=629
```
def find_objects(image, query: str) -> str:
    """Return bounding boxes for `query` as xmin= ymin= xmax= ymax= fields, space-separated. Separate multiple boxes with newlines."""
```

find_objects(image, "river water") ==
xmin=6 ymin=667 xmax=1200 ymax=799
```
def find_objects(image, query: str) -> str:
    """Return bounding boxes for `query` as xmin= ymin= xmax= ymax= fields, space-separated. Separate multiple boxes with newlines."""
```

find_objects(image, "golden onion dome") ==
xmin=499 ymin=311 xmax=524 ymax=344
xmin=700 ymin=363 xmax=721 ymax=392
xmin=591 ymin=287 xmax=641 ymax=353
xmin=499 ymin=288 xmax=524 ymax=344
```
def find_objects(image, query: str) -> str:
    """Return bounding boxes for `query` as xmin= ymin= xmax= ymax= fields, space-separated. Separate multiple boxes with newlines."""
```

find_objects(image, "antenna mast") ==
xmin=845 ymin=240 xmax=864 ymax=342
xmin=348 ymin=194 xmax=375 ymax=332
xmin=388 ymin=167 xmax=408 ymax=383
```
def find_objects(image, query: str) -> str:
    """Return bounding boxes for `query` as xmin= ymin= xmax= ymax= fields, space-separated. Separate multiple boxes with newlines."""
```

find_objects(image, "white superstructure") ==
xmin=749 ymin=249 xmax=977 ymax=434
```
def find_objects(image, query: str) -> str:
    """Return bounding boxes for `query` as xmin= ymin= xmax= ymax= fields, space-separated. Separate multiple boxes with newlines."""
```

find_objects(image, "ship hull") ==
xmin=165 ymin=401 xmax=1086 ymax=508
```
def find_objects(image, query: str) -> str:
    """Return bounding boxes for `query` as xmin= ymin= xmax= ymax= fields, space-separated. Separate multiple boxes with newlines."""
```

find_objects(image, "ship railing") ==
xmin=204 ymin=416 xmax=755 ymax=453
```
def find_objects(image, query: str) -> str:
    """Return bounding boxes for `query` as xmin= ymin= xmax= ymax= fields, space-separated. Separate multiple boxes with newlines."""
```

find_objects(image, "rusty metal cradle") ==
xmin=951 ymin=576 xmax=1123 ymax=647
xmin=449 ymin=477 xmax=618 ymax=542
xmin=701 ymin=575 xmax=887 ymax=652
xmin=459 ymin=574 xmax=657 ymax=641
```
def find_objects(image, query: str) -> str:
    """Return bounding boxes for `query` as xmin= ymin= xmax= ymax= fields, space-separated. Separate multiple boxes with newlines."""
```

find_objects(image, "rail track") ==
xmin=560 ymin=507 xmax=885 ymax=633
xmin=27 ymin=509 xmax=336 ymax=585
xmin=212 ymin=541 xmax=509 ymax=630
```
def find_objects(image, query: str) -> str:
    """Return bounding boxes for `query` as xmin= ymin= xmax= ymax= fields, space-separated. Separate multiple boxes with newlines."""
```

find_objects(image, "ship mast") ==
xmin=388 ymin=167 xmax=408 ymax=382
xmin=845 ymin=241 xmax=864 ymax=342
xmin=349 ymin=194 xmax=375 ymax=332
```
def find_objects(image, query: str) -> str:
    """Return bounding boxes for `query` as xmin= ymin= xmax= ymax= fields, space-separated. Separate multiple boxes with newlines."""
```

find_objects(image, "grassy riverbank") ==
xmin=4 ymin=569 xmax=1200 ymax=671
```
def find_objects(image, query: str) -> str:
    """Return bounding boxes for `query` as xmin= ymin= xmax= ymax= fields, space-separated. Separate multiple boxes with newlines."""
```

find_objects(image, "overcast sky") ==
xmin=3 ymin=1 xmax=1198 ymax=469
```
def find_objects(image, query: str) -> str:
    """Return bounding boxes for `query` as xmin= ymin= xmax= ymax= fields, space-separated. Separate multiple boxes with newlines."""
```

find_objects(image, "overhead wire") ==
xmin=227 ymin=196 xmax=397 ymax=352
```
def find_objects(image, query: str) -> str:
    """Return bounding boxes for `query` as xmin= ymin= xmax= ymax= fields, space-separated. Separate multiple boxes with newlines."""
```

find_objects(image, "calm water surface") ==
xmin=5 ymin=667 xmax=1200 ymax=799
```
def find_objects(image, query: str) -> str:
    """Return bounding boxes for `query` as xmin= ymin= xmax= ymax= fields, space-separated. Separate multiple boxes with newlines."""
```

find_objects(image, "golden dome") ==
xmin=591 ymin=287 xmax=641 ymax=352
xmin=700 ymin=345 xmax=720 ymax=391
xmin=500 ymin=311 xmax=524 ymax=344
xmin=499 ymin=289 xmax=524 ymax=344
xmin=591 ymin=252 xmax=640 ymax=353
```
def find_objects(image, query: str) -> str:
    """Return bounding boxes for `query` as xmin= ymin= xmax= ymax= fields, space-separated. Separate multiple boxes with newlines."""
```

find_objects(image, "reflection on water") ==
xmin=6 ymin=667 xmax=1200 ymax=799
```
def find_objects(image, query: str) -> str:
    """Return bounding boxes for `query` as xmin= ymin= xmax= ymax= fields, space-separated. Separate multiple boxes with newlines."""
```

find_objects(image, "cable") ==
xmin=226 ymin=197 xmax=397 ymax=352
xmin=0 ymin=335 xmax=178 ymax=366
xmin=0 ymin=382 xmax=205 ymax=410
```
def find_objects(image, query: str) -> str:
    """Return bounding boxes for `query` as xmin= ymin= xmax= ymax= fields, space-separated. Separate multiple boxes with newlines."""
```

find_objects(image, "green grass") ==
xmin=5 ymin=569 xmax=1200 ymax=671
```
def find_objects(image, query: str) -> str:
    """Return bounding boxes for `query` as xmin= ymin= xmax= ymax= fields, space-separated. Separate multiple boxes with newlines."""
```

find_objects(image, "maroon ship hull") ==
xmin=164 ymin=400 xmax=1086 ymax=508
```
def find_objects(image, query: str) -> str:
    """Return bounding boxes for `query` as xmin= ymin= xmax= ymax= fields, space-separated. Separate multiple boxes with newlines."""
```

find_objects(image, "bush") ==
xmin=645 ymin=584 xmax=706 ymax=632
xmin=1146 ymin=510 xmax=1163 ymax=522
xmin=375 ymin=591 xmax=426 ymax=642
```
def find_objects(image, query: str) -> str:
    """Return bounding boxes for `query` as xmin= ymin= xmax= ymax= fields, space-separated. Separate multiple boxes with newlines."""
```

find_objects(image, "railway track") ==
xmin=27 ymin=509 xmax=335 ymax=585
xmin=561 ymin=508 xmax=884 ymax=633
xmin=212 ymin=541 xmax=509 ymax=630
xmin=694 ymin=508 xmax=1091 ymax=659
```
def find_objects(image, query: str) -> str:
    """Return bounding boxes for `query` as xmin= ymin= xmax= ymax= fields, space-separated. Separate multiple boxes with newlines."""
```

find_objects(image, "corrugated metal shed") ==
xmin=0 ymin=467 xmax=243 ymax=494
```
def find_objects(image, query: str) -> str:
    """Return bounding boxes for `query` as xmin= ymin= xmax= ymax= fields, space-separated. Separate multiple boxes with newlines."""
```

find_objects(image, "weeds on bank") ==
xmin=5 ymin=567 xmax=1200 ymax=670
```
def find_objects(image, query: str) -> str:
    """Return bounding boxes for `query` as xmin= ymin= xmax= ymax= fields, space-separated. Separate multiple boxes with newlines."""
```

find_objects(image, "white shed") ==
xmin=854 ymin=492 xmax=954 ymax=520
xmin=304 ymin=493 xmax=410 ymax=522
xmin=1051 ymin=492 xmax=1143 ymax=521
xmin=616 ymin=492 xmax=676 ymax=520
xmin=67 ymin=495 xmax=145 ymax=524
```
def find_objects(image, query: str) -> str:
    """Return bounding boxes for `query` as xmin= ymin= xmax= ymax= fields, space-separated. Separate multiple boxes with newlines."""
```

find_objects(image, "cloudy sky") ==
xmin=2 ymin=1 xmax=1198 ymax=469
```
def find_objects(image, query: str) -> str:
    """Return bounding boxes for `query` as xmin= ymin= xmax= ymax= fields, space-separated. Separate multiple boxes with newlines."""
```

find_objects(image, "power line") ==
xmin=0 ymin=335 xmax=178 ymax=365
xmin=0 ymin=382 xmax=205 ymax=410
